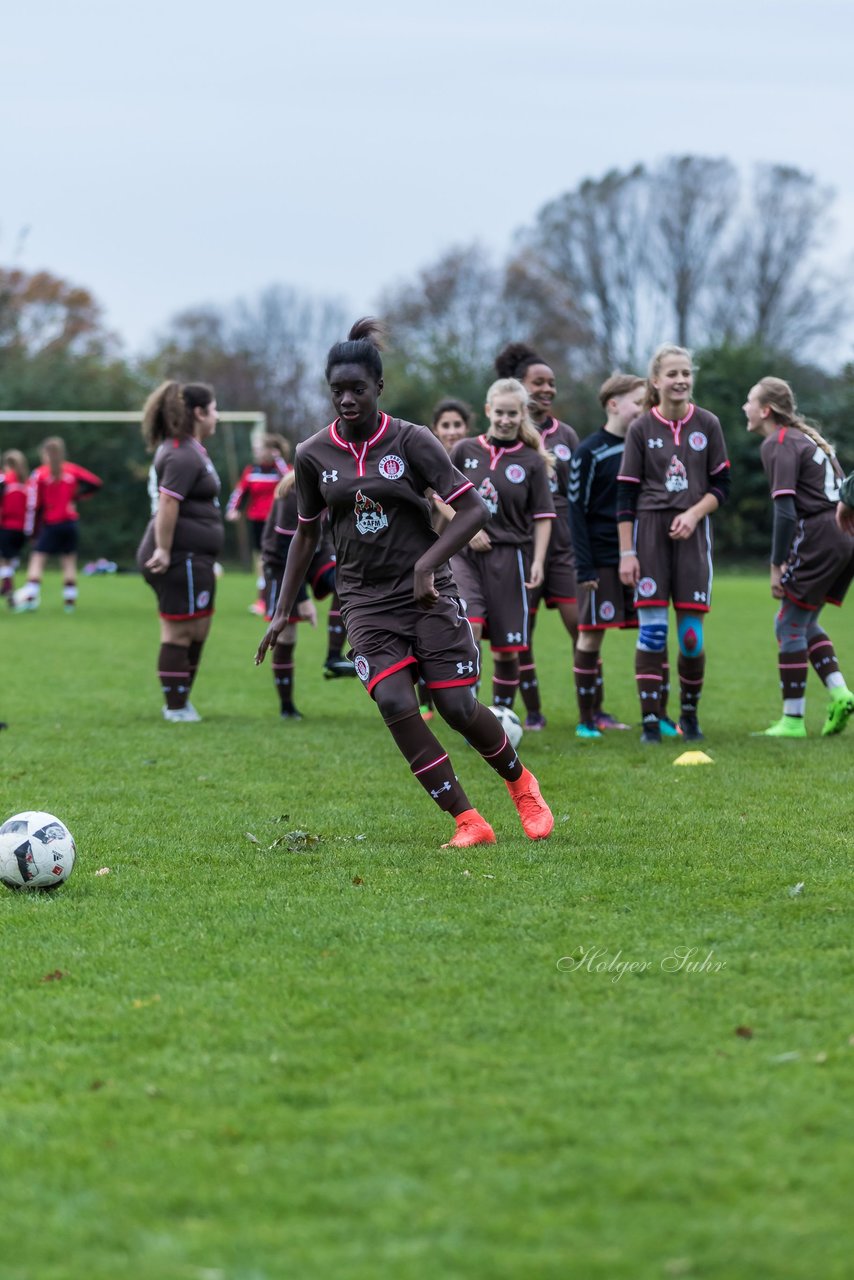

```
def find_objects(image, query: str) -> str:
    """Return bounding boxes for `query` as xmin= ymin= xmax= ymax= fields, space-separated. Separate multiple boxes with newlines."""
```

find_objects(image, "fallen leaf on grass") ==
xmin=90 ymin=1079 xmax=107 ymax=1091
xmin=352 ymin=876 xmax=364 ymax=886
xmin=482 ymin=874 xmax=495 ymax=879
xmin=462 ymin=870 xmax=471 ymax=877
xmin=770 ymin=1051 xmax=800 ymax=1064
xmin=788 ymin=881 xmax=805 ymax=897
xmin=269 ymin=830 xmax=322 ymax=852
xmin=40 ymin=970 xmax=65 ymax=983
xmin=735 ymin=1025 xmax=754 ymax=1039
xmin=95 ymin=867 xmax=110 ymax=876
xmin=132 ymin=995 xmax=161 ymax=1009
xmin=245 ymin=832 xmax=261 ymax=845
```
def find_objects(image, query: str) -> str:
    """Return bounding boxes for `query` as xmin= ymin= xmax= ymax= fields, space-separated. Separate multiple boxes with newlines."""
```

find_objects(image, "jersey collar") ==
xmin=328 ymin=413 xmax=390 ymax=477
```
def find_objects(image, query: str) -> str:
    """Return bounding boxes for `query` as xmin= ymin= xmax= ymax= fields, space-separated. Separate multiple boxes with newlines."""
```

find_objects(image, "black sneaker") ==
xmin=640 ymin=718 xmax=661 ymax=744
xmin=679 ymin=711 xmax=704 ymax=741
xmin=323 ymin=657 xmax=357 ymax=679
xmin=280 ymin=706 xmax=303 ymax=721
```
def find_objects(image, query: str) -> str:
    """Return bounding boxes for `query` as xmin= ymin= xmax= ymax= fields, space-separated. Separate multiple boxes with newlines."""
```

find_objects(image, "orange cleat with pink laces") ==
xmin=506 ymin=768 xmax=554 ymax=839
xmin=441 ymin=809 xmax=496 ymax=849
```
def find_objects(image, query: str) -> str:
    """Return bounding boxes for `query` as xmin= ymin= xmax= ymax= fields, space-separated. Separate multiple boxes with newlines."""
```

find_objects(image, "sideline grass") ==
xmin=1 ymin=570 xmax=852 ymax=1280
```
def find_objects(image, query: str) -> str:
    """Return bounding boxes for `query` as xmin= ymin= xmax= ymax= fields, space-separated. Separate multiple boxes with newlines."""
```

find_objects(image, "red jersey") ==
xmin=0 ymin=470 xmax=29 ymax=531
xmin=25 ymin=462 xmax=102 ymax=535
xmin=226 ymin=460 xmax=290 ymax=522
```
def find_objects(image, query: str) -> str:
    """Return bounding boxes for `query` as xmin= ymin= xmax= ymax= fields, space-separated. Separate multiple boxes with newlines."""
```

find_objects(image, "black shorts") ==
xmin=144 ymin=553 xmax=217 ymax=620
xmin=782 ymin=510 xmax=854 ymax=610
xmin=344 ymin=593 xmax=480 ymax=697
xmin=36 ymin=521 xmax=79 ymax=556
xmin=0 ymin=529 xmax=27 ymax=559
xmin=248 ymin=519 xmax=265 ymax=551
xmin=529 ymin=543 xmax=577 ymax=611
xmin=578 ymin=566 xmax=638 ymax=631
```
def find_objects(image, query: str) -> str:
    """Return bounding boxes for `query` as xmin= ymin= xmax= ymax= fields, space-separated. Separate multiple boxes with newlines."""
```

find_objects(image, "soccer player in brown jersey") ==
xmin=449 ymin=378 xmax=556 ymax=714
xmin=256 ymin=319 xmax=554 ymax=848
xmin=617 ymin=345 xmax=731 ymax=743
xmin=137 ymin=381 xmax=224 ymax=722
xmin=493 ymin=343 xmax=582 ymax=730
xmin=744 ymin=377 xmax=854 ymax=737
xmin=838 ymin=474 xmax=854 ymax=535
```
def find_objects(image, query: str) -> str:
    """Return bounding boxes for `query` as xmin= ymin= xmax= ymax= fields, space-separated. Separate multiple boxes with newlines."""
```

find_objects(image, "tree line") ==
xmin=1 ymin=156 xmax=852 ymax=563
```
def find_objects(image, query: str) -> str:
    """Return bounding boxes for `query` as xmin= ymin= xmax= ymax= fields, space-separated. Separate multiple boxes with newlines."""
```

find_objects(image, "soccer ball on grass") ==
xmin=488 ymin=704 xmax=523 ymax=749
xmin=0 ymin=812 xmax=77 ymax=892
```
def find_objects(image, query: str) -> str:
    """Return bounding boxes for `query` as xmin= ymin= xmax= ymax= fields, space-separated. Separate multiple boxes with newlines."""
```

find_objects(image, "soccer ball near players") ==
xmin=0 ymin=812 xmax=77 ymax=892
xmin=488 ymin=704 xmax=523 ymax=749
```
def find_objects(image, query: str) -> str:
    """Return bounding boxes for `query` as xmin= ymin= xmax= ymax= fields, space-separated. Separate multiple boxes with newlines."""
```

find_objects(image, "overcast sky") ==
xmin=3 ymin=0 xmax=853 ymax=360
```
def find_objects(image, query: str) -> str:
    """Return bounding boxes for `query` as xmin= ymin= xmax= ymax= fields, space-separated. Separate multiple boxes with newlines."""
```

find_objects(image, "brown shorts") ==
xmin=308 ymin=534 xmax=336 ymax=600
xmin=144 ymin=553 xmax=217 ymax=620
xmin=530 ymin=542 xmax=577 ymax=610
xmin=634 ymin=511 xmax=714 ymax=612
xmin=783 ymin=511 xmax=854 ymax=609
xmin=344 ymin=593 xmax=479 ymax=697
xmin=578 ymin=566 xmax=638 ymax=631
xmin=262 ymin=566 xmax=302 ymax=624
xmin=451 ymin=543 xmax=531 ymax=651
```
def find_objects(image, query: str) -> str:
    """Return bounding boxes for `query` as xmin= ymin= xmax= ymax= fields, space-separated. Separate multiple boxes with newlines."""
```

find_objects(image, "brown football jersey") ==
xmin=618 ymin=405 xmax=730 ymax=512
xmin=449 ymin=435 xmax=556 ymax=546
xmin=539 ymin=416 xmax=579 ymax=556
xmin=295 ymin=414 xmax=472 ymax=606
xmin=138 ymin=436 xmax=223 ymax=563
xmin=760 ymin=427 xmax=844 ymax=517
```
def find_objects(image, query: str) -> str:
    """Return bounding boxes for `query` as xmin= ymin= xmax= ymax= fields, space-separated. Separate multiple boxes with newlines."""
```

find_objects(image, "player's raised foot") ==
xmin=506 ymin=768 xmax=554 ymax=840
xmin=594 ymin=711 xmax=630 ymax=731
xmin=280 ymin=704 xmax=303 ymax=721
xmin=524 ymin=711 xmax=547 ymax=731
xmin=640 ymin=717 xmax=661 ymax=745
xmin=248 ymin=600 xmax=266 ymax=617
xmin=678 ymin=711 xmax=704 ymax=741
xmin=419 ymin=703 xmax=434 ymax=721
xmin=441 ymin=809 xmax=496 ymax=849
xmin=659 ymin=716 xmax=682 ymax=738
xmin=163 ymin=705 xmax=202 ymax=723
xmin=756 ymin=714 xmax=806 ymax=738
xmin=821 ymin=689 xmax=854 ymax=736
xmin=323 ymin=657 xmax=357 ymax=679
xmin=576 ymin=721 xmax=602 ymax=740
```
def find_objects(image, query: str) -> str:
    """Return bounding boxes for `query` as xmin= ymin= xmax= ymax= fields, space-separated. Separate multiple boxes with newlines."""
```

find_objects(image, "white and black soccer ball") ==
xmin=488 ymin=704 xmax=523 ymax=750
xmin=0 ymin=812 xmax=77 ymax=892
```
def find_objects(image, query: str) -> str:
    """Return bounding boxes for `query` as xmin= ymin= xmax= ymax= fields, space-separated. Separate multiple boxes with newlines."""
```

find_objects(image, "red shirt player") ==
xmin=256 ymin=317 xmax=554 ymax=850
xmin=0 ymin=449 xmax=30 ymax=603
xmin=15 ymin=437 xmax=102 ymax=613
xmin=225 ymin=433 xmax=291 ymax=615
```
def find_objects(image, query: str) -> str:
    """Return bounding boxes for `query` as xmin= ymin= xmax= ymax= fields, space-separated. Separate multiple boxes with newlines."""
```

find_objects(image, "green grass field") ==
xmin=1 ymin=570 xmax=852 ymax=1280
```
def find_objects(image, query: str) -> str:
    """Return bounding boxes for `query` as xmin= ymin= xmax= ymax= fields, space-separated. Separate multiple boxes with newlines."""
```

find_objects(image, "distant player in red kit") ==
xmin=493 ymin=343 xmax=579 ymax=730
xmin=14 ymin=437 xmax=102 ymax=613
xmin=744 ymin=376 xmax=854 ymax=737
xmin=225 ymin=433 xmax=290 ymax=615
xmin=257 ymin=319 xmax=554 ymax=848
xmin=617 ymin=345 xmax=730 ymax=743
xmin=0 ymin=449 xmax=30 ymax=604
xmin=449 ymin=378 xmax=556 ymax=712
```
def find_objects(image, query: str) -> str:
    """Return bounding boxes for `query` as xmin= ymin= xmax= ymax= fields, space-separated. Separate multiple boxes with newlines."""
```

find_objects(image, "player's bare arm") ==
xmin=256 ymin=523 xmax=318 ymax=663
xmin=413 ymin=488 xmax=489 ymax=608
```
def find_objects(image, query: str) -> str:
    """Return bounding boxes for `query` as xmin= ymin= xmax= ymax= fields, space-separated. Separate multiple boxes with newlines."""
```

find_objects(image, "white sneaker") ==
xmin=162 ymin=705 xmax=202 ymax=722
xmin=12 ymin=589 xmax=39 ymax=612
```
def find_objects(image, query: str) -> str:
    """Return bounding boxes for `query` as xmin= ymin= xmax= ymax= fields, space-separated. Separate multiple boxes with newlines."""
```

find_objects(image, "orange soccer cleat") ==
xmin=506 ymin=768 xmax=554 ymax=840
xmin=441 ymin=809 xmax=496 ymax=849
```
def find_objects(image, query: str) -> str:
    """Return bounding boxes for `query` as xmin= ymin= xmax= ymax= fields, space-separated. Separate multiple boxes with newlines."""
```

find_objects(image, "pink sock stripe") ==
xmin=636 ymin=674 xmax=662 ymax=682
xmin=680 ymin=677 xmax=704 ymax=685
xmin=493 ymin=677 xmax=518 ymax=686
xmin=808 ymin=639 xmax=832 ymax=652
xmin=778 ymin=662 xmax=807 ymax=670
xmin=483 ymin=734 xmax=509 ymax=760
xmin=413 ymin=753 xmax=449 ymax=777
xmin=158 ymin=670 xmax=189 ymax=677
xmin=272 ymin=663 xmax=294 ymax=671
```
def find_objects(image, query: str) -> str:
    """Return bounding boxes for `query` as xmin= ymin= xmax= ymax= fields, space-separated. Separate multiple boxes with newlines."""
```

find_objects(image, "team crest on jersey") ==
xmin=553 ymin=443 xmax=571 ymax=461
xmin=637 ymin=577 xmax=657 ymax=598
xmin=354 ymin=490 xmax=388 ymax=535
xmin=353 ymin=655 xmax=370 ymax=683
xmin=664 ymin=455 xmax=689 ymax=493
xmin=688 ymin=432 xmax=707 ymax=452
xmin=599 ymin=600 xmax=616 ymax=621
xmin=478 ymin=478 xmax=499 ymax=515
xmin=378 ymin=454 xmax=405 ymax=480
xmin=197 ymin=591 xmax=211 ymax=609
xmin=505 ymin=463 xmax=526 ymax=484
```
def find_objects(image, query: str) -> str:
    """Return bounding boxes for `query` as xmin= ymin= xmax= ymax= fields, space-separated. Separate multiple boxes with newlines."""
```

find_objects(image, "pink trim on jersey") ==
xmin=297 ymin=512 xmax=321 ymax=523
xmin=651 ymin=403 xmax=695 ymax=446
xmin=329 ymin=413 xmax=390 ymax=477
xmin=274 ymin=524 xmax=298 ymax=535
xmin=778 ymin=427 xmax=787 ymax=444
xmin=159 ymin=486 xmax=184 ymax=501
xmin=770 ymin=487 xmax=797 ymax=498
xmin=442 ymin=481 xmax=474 ymax=504
xmin=534 ymin=511 xmax=557 ymax=520
xmin=616 ymin=473 xmax=641 ymax=483
xmin=366 ymin=654 xmax=417 ymax=693
xmin=477 ymin=434 xmax=525 ymax=472
xmin=710 ymin=460 xmax=731 ymax=474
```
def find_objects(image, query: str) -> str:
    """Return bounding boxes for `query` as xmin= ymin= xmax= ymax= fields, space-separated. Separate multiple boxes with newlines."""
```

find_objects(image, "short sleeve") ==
xmin=294 ymin=443 xmax=324 ymax=523
xmin=406 ymin=425 xmax=472 ymax=504
xmin=158 ymin=446 xmax=198 ymax=501
xmin=618 ymin=421 xmax=644 ymax=484
xmin=706 ymin=414 xmax=730 ymax=479
xmin=529 ymin=453 xmax=556 ymax=519
xmin=762 ymin=432 xmax=798 ymax=497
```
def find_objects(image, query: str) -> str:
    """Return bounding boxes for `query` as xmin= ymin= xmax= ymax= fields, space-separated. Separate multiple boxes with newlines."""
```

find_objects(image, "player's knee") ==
xmin=637 ymin=607 xmax=668 ymax=653
xmin=375 ymin=675 xmax=419 ymax=723
xmin=433 ymin=686 xmax=477 ymax=732
xmin=677 ymin=614 xmax=704 ymax=657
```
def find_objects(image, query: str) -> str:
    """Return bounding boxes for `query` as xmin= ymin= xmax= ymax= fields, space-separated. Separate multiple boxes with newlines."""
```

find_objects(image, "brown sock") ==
xmin=327 ymin=593 xmax=345 ymax=661
xmin=808 ymin=631 xmax=841 ymax=687
xmin=636 ymin=649 xmax=664 ymax=722
xmin=462 ymin=703 xmax=523 ymax=782
xmin=593 ymin=657 xmax=604 ymax=715
xmin=574 ymin=650 xmax=600 ymax=724
xmin=661 ymin=655 xmax=671 ymax=719
xmin=678 ymin=652 xmax=705 ymax=714
xmin=383 ymin=708 xmax=470 ymax=815
xmin=272 ymin=641 xmax=296 ymax=711
xmin=779 ymin=649 xmax=808 ymax=704
xmin=187 ymin=640 xmax=203 ymax=690
xmin=492 ymin=654 xmax=520 ymax=708
xmin=158 ymin=643 xmax=190 ymax=710
xmin=518 ymin=646 xmax=540 ymax=714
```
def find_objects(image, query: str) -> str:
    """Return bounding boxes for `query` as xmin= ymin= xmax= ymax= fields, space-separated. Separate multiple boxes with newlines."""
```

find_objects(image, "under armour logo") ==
xmin=693 ymin=591 xmax=707 ymax=602
xmin=456 ymin=661 xmax=474 ymax=675
xmin=464 ymin=458 xmax=479 ymax=469
xmin=506 ymin=632 xmax=522 ymax=644
xmin=431 ymin=781 xmax=452 ymax=798
xmin=648 ymin=438 xmax=664 ymax=449
xmin=322 ymin=470 xmax=338 ymax=483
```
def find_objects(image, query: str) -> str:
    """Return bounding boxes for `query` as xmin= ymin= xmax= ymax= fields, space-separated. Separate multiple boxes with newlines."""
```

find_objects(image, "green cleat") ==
xmin=821 ymin=689 xmax=854 ymax=737
xmin=576 ymin=721 xmax=603 ymax=740
xmin=756 ymin=715 xmax=807 ymax=739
